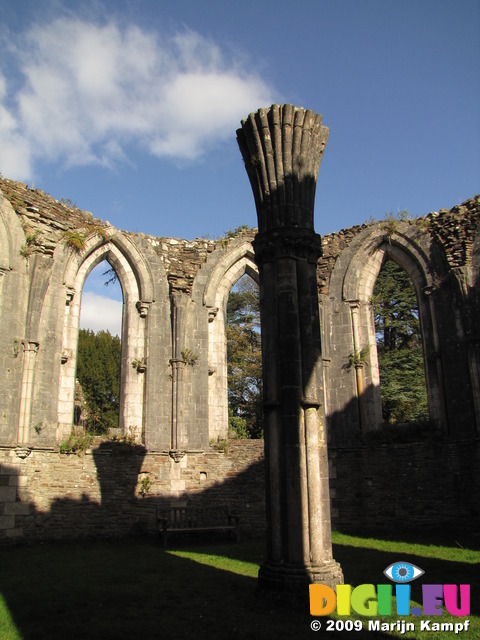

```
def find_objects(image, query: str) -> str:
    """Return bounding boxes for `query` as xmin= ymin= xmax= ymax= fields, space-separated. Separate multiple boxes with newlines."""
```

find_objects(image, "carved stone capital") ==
xmin=301 ymin=396 xmax=322 ymax=409
xmin=22 ymin=340 xmax=39 ymax=353
xmin=15 ymin=447 xmax=32 ymax=459
xmin=423 ymin=285 xmax=436 ymax=297
xmin=237 ymin=104 xmax=329 ymax=233
xmin=136 ymin=300 xmax=151 ymax=318
xmin=169 ymin=449 xmax=186 ymax=463
xmin=207 ymin=307 xmax=219 ymax=323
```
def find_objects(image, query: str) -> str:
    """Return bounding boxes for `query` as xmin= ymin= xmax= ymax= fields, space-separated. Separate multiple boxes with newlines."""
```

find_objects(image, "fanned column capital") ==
xmin=236 ymin=104 xmax=329 ymax=233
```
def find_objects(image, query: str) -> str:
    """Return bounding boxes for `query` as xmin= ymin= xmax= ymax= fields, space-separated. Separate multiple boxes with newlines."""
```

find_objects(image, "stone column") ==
xmin=17 ymin=339 xmax=40 ymax=444
xmin=169 ymin=293 xmax=187 ymax=460
xmin=237 ymin=104 xmax=343 ymax=592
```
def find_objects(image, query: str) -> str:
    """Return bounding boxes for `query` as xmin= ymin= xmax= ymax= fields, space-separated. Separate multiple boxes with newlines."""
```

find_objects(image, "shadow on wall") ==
xmin=1 ymin=410 xmax=479 ymax=547
xmin=327 ymin=384 xmax=480 ymax=536
xmin=0 ymin=440 xmax=267 ymax=544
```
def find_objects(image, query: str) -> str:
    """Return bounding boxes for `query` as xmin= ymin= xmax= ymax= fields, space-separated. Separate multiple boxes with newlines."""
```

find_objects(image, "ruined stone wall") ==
xmin=2 ymin=435 xmax=478 ymax=542
xmin=0 ymin=175 xmax=479 ymax=544
xmin=318 ymin=196 xmax=480 ymax=443
xmin=0 ymin=440 xmax=265 ymax=542
xmin=0 ymin=177 xmax=256 ymax=451
xmin=329 ymin=435 xmax=480 ymax=534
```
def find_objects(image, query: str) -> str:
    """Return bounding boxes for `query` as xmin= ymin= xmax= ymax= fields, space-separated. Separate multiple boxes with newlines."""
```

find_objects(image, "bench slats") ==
xmin=156 ymin=505 xmax=240 ymax=546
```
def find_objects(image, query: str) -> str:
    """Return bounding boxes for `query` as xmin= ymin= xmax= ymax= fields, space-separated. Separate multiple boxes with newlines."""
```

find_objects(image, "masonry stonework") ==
xmin=0 ymin=104 xmax=479 ymax=547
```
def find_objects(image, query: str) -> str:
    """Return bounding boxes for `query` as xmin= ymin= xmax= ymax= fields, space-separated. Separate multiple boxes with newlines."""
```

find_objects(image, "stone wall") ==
xmin=1 ymin=174 xmax=479 ymax=545
xmin=2 ymin=434 xmax=478 ymax=543
xmin=329 ymin=434 xmax=480 ymax=533
xmin=0 ymin=440 xmax=265 ymax=542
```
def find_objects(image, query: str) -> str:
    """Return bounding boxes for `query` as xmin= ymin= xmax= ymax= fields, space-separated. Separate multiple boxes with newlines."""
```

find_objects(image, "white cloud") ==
xmin=80 ymin=292 xmax=122 ymax=336
xmin=0 ymin=18 xmax=274 ymax=180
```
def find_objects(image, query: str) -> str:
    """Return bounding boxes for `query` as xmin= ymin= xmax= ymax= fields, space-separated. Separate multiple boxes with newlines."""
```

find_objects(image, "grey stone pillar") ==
xmin=237 ymin=104 xmax=343 ymax=592
xmin=169 ymin=293 xmax=187 ymax=461
xmin=18 ymin=339 xmax=40 ymax=444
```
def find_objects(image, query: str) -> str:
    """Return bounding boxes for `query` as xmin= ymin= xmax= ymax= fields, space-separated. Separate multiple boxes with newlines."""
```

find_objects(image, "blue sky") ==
xmin=1 ymin=0 xmax=479 ymax=334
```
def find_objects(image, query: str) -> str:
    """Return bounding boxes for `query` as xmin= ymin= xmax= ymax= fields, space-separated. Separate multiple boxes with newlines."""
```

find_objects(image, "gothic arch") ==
xmin=203 ymin=242 xmax=259 ymax=440
xmin=340 ymin=225 xmax=445 ymax=430
xmin=57 ymin=233 xmax=155 ymax=442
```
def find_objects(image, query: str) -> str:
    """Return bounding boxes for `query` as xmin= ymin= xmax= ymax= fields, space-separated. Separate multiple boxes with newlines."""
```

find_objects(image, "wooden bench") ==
xmin=156 ymin=505 xmax=240 ymax=547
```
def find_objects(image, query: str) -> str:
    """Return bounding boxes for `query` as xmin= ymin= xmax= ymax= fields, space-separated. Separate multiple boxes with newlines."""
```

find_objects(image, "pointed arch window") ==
xmin=227 ymin=274 xmax=263 ymax=438
xmin=372 ymin=259 xmax=429 ymax=424
xmin=75 ymin=260 xmax=123 ymax=433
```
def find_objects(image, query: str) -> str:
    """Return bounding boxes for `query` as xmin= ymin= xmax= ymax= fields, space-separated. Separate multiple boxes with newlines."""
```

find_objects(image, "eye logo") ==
xmin=384 ymin=562 xmax=424 ymax=583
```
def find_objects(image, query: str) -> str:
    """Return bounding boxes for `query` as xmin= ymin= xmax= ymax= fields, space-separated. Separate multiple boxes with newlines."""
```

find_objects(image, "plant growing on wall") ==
xmin=181 ymin=348 xmax=198 ymax=367
xmin=138 ymin=475 xmax=152 ymax=497
xmin=346 ymin=346 xmax=370 ymax=370
xmin=131 ymin=357 xmax=146 ymax=372
xmin=19 ymin=229 xmax=40 ymax=258
xmin=62 ymin=229 xmax=86 ymax=252
xmin=12 ymin=339 xmax=20 ymax=358
xmin=59 ymin=432 xmax=93 ymax=454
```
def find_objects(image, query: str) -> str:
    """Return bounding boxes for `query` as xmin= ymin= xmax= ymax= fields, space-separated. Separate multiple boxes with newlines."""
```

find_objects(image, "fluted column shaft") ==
xmin=237 ymin=105 xmax=343 ymax=592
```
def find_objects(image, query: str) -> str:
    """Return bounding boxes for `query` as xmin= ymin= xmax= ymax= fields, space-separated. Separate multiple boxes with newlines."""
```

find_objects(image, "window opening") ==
xmin=227 ymin=274 xmax=263 ymax=438
xmin=76 ymin=260 xmax=123 ymax=434
xmin=372 ymin=259 xmax=428 ymax=424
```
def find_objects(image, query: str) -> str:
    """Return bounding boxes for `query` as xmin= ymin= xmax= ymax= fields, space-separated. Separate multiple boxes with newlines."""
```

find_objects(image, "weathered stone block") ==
xmin=0 ymin=515 xmax=15 ymax=529
xmin=4 ymin=502 xmax=30 ymax=515
xmin=0 ymin=486 xmax=16 ymax=501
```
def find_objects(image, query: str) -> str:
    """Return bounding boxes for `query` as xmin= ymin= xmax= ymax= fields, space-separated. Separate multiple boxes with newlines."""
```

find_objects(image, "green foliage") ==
xmin=228 ymin=408 xmax=250 ymax=439
xmin=19 ymin=229 xmax=39 ymax=258
xmin=1 ymin=537 xmax=477 ymax=640
xmin=62 ymin=229 xmax=86 ymax=252
xmin=372 ymin=260 xmax=428 ymax=424
xmin=109 ymin=425 xmax=140 ymax=452
xmin=76 ymin=329 xmax=121 ymax=433
xmin=59 ymin=432 xmax=93 ymax=454
xmin=210 ymin=437 xmax=229 ymax=453
xmin=138 ymin=475 xmax=152 ymax=497
xmin=59 ymin=197 xmax=77 ymax=207
xmin=131 ymin=357 xmax=146 ymax=372
xmin=223 ymin=225 xmax=252 ymax=239
xmin=33 ymin=421 xmax=44 ymax=435
xmin=347 ymin=346 xmax=370 ymax=370
xmin=181 ymin=348 xmax=198 ymax=367
xmin=19 ymin=244 xmax=33 ymax=259
xmin=12 ymin=339 xmax=20 ymax=358
xmin=227 ymin=276 xmax=263 ymax=438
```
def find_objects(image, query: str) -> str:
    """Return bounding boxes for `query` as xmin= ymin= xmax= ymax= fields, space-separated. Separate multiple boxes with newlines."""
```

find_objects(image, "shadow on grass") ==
xmin=0 ymin=537 xmax=420 ymax=640
xmin=332 ymin=542 xmax=479 ymax=617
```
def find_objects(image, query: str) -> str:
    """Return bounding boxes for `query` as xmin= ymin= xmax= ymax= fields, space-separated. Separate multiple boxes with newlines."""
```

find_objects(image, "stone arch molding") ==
xmin=339 ymin=225 xmax=445 ymax=429
xmin=342 ymin=227 xmax=434 ymax=302
xmin=57 ymin=233 xmax=155 ymax=442
xmin=203 ymin=241 xmax=259 ymax=441
xmin=0 ymin=193 xmax=25 ymax=277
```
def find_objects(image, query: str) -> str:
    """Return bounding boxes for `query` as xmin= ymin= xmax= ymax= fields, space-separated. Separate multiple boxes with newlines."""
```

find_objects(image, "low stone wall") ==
xmin=329 ymin=435 xmax=480 ymax=534
xmin=1 ymin=435 xmax=478 ymax=544
xmin=0 ymin=440 xmax=266 ymax=543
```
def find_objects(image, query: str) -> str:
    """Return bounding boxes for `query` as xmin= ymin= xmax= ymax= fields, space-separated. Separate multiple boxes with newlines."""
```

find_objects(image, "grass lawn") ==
xmin=0 ymin=531 xmax=477 ymax=639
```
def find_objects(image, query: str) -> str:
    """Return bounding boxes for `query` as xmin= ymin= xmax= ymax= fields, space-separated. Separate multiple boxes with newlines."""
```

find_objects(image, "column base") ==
xmin=258 ymin=559 xmax=343 ymax=596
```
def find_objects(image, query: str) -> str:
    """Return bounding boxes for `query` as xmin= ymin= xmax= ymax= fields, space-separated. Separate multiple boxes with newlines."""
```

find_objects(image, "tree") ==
xmin=76 ymin=329 xmax=121 ymax=433
xmin=227 ymin=276 xmax=263 ymax=438
xmin=372 ymin=260 xmax=429 ymax=423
